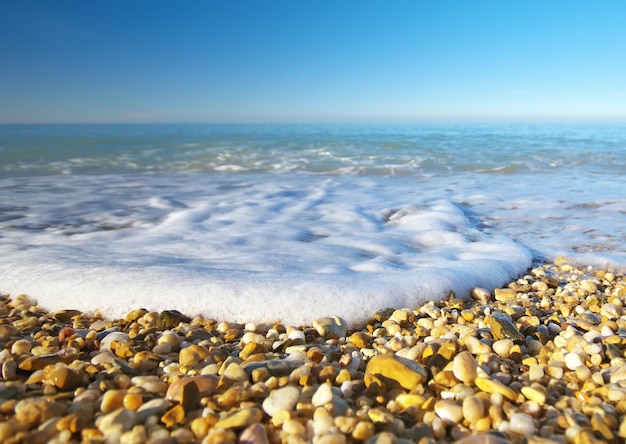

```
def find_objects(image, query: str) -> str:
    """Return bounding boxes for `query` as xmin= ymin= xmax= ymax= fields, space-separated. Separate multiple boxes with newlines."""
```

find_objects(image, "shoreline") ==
xmin=0 ymin=258 xmax=625 ymax=443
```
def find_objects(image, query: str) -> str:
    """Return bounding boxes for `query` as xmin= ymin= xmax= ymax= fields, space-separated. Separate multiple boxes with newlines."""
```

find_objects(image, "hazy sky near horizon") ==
xmin=2 ymin=1 xmax=626 ymax=124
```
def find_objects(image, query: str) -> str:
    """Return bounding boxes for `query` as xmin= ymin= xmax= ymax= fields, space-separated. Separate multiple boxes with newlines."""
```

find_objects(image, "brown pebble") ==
xmin=50 ymin=366 xmax=84 ymax=391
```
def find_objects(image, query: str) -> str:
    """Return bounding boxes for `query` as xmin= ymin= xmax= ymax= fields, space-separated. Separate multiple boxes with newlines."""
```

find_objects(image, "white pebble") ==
xmin=100 ymin=332 xmax=130 ymax=351
xmin=434 ymin=400 xmax=463 ymax=425
xmin=287 ymin=329 xmax=305 ymax=341
xmin=492 ymin=339 xmax=514 ymax=358
xmin=312 ymin=383 xmax=333 ymax=407
xmin=509 ymin=412 xmax=536 ymax=435
xmin=564 ymin=352 xmax=585 ymax=371
xmin=262 ymin=386 xmax=300 ymax=417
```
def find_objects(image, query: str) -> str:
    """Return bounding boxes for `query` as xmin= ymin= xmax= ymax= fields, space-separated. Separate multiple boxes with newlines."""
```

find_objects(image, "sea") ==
xmin=0 ymin=123 xmax=625 ymax=325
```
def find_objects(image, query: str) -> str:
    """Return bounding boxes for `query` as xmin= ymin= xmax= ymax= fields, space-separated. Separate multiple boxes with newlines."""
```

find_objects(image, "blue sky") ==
xmin=1 ymin=1 xmax=625 ymax=123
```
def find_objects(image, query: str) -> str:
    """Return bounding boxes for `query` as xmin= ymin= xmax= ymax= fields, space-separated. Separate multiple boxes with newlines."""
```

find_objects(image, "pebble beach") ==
xmin=1 ymin=259 xmax=626 ymax=443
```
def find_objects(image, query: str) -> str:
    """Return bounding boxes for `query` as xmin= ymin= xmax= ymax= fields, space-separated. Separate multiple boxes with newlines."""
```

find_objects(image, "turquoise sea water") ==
xmin=0 ymin=124 xmax=625 ymax=324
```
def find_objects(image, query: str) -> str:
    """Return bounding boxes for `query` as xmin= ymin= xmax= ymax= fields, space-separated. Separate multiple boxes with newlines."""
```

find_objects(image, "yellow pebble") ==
xmin=352 ymin=421 xmax=375 ymax=441
xmin=475 ymin=377 xmax=517 ymax=401
xmin=100 ymin=389 xmax=126 ymax=413
xmin=123 ymin=393 xmax=143 ymax=411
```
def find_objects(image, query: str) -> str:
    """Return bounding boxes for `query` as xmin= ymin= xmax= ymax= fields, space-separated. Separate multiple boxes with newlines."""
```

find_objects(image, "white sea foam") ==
xmin=0 ymin=173 xmax=534 ymax=325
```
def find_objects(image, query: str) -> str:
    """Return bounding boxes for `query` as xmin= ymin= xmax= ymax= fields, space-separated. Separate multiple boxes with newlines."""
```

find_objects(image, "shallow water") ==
xmin=0 ymin=123 xmax=624 ymax=324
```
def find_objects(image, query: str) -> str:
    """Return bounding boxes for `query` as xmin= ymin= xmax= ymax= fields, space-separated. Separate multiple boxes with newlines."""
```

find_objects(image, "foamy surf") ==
xmin=2 ymin=123 xmax=625 ymax=324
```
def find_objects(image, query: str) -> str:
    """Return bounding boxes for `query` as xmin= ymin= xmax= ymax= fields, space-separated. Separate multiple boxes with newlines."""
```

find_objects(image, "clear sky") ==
xmin=2 ymin=0 xmax=625 ymax=123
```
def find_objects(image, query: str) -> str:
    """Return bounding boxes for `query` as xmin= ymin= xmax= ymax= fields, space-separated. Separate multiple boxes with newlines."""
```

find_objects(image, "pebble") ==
xmin=11 ymin=338 xmax=33 ymax=355
xmin=49 ymin=366 xmax=84 ymax=391
xmin=452 ymin=351 xmax=478 ymax=383
xmin=475 ymin=377 xmax=517 ymax=401
xmin=312 ymin=383 xmax=334 ymax=406
xmin=492 ymin=339 xmax=514 ymax=358
xmin=462 ymin=395 xmax=485 ymax=423
xmin=464 ymin=336 xmax=492 ymax=355
xmin=434 ymin=399 xmax=463 ymax=425
xmin=485 ymin=314 xmax=525 ymax=343
xmin=99 ymin=331 xmax=130 ymax=351
xmin=313 ymin=316 xmax=348 ymax=338
xmin=520 ymin=383 xmax=548 ymax=405
xmin=0 ymin=324 xmax=19 ymax=340
xmin=509 ymin=412 xmax=536 ymax=435
xmin=165 ymin=374 xmax=219 ymax=403
xmin=101 ymin=389 xmax=126 ymax=413
xmin=214 ymin=407 xmax=263 ymax=429
xmin=261 ymin=385 xmax=300 ymax=416
xmin=364 ymin=354 xmax=427 ymax=391
xmin=240 ymin=423 xmax=270 ymax=444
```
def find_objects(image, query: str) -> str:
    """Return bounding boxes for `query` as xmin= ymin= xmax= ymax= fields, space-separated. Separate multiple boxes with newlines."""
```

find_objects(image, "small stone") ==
xmin=282 ymin=418 xmax=306 ymax=435
xmin=161 ymin=404 xmax=186 ymax=428
xmin=455 ymin=435 xmax=510 ymax=444
xmin=11 ymin=339 xmax=32 ymax=355
xmin=509 ymin=412 xmax=536 ymax=435
xmin=91 ymin=351 xmax=117 ymax=366
xmin=528 ymin=364 xmax=545 ymax=382
xmin=58 ymin=327 xmax=76 ymax=342
xmin=591 ymin=412 xmax=614 ymax=440
xmin=214 ymin=407 xmax=263 ymax=429
xmin=125 ymin=308 xmax=148 ymax=322
xmin=242 ymin=359 xmax=305 ymax=377
xmin=179 ymin=344 xmax=211 ymax=368
xmin=575 ymin=364 xmax=592 ymax=382
xmin=2 ymin=360 xmax=17 ymax=380
xmin=601 ymin=303 xmax=621 ymax=320
xmin=240 ymin=342 xmax=265 ymax=360
xmin=0 ymin=324 xmax=19 ymax=340
xmin=19 ymin=353 xmax=68 ymax=371
xmin=131 ymin=375 xmax=168 ymax=395
xmin=545 ymin=365 xmax=563 ymax=380
xmin=157 ymin=310 xmax=190 ymax=329
xmin=368 ymin=408 xmax=394 ymax=424
xmin=452 ymin=351 xmax=478 ymax=384
xmin=462 ymin=395 xmax=485 ymax=423
xmin=95 ymin=408 xmax=137 ymax=436
xmin=50 ymin=366 xmax=84 ymax=391
xmin=352 ymin=421 xmax=375 ymax=441
xmin=313 ymin=316 xmax=348 ymax=338
xmin=262 ymin=385 xmax=300 ymax=417
xmin=123 ymin=393 xmax=143 ymax=411
xmin=521 ymin=383 xmax=547 ymax=405
xmin=464 ymin=336 xmax=492 ymax=355
xmin=178 ymin=378 xmax=201 ymax=412
xmin=485 ymin=314 xmax=525 ymax=343
xmin=240 ymin=423 xmax=270 ymax=444
xmin=364 ymin=354 xmax=427 ymax=391
xmin=434 ymin=399 xmax=463 ymax=425
xmin=222 ymin=362 xmax=248 ymax=382
xmin=135 ymin=398 xmax=169 ymax=423
xmin=15 ymin=398 xmax=63 ymax=425
xmin=99 ymin=332 xmax=130 ymax=352
xmin=312 ymin=383 xmax=334 ymax=407
xmin=494 ymin=288 xmax=517 ymax=302
xmin=492 ymin=339 xmax=514 ymax=358
xmin=349 ymin=332 xmax=369 ymax=349
xmin=475 ymin=377 xmax=517 ymax=401
xmin=205 ymin=427 xmax=237 ymax=442
xmin=166 ymin=375 xmax=219 ymax=403
xmin=101 ymin=390 xmax=126 ymax=413
xmin=564 ymin=352 xmax=585 ymax=371
xmin=53 ymin=309 xmax=82 ymax=322
xmin=151 ymin=344 xmax=171 ymax=355
xmin=471 ymin=287 xmax=491 ymax=303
